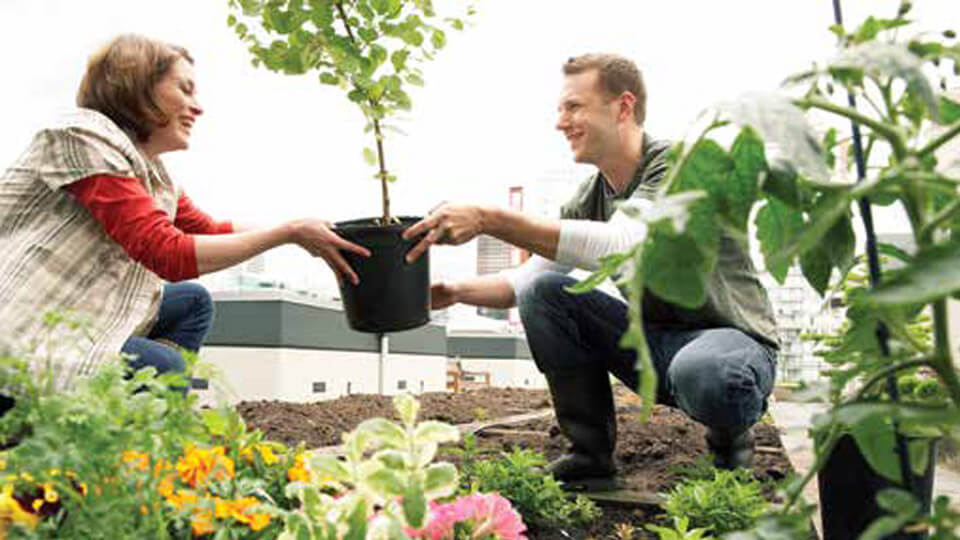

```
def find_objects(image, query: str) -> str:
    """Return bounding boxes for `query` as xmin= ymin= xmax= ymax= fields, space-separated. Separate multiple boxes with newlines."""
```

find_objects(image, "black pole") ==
xmin=831 ymin=0 xmax=917 ymax=496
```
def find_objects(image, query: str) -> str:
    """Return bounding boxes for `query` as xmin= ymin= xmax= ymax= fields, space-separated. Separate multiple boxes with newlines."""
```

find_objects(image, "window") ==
xmin=398 ymin=380 xmax=407 ymax=390
xmin=312 ymin=381 xmax=326 ymax=393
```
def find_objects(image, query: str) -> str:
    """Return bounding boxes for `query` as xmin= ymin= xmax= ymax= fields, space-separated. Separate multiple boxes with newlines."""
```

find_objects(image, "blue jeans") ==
xmin=121 ymin=282 xmax=214 ymax=380
xmin=518 ymin=272 xmax=777 ymax=432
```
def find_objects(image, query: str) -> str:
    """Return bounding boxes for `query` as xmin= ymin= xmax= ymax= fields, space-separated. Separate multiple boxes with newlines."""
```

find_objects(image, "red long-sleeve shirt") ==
xmin=65 ymin=174 xmax=233 ymax=281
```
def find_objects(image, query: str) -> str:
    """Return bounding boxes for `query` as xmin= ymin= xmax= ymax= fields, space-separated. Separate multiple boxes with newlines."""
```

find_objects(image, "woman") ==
xmin=0 ymin=34 xmax=369 ymax=402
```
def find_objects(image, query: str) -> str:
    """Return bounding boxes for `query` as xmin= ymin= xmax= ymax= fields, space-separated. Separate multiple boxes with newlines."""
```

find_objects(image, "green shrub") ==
xmin=646 ymin=516 xmax=716 ymax=540
xmin=663 ymin=468 xmax=768 ymax=535
xmin=457 ymin=442 xmax=600 ymax=529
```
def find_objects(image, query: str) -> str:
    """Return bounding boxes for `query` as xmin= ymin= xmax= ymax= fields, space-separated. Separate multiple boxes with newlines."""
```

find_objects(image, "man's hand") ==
xmin=430 ymin=282 xmax=460 ymax=309
xmin=403 ymin=203 xmax=486 ymax=263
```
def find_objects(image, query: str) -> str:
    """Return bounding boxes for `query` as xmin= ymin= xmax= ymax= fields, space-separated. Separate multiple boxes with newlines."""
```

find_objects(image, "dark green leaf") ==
xmin=859 ymin=488 xmax=921 ymax=540
xmin=849 ymin=414 xmax=901 ymax=483
xmin=755 ymin=198 xmax=805 ymax=283
xmin=319 ymin=72 xmax=340 ymax=85
xmin=714 ymin=92 xmax=830 ymax=182
xmin=870 ymin=240 xmax=960 ymax=305
xmin=566 ymin=252 xmax=633 ymax=294
xmin=642 ymin=233 xmax=711 ymax=309
xmin=727 ymin=127 xmax=765 ymax=231
xmin=391 ymin=49 xmax=410 ymax=72
xmin=800 ymin=245 xmax=832 ymax=296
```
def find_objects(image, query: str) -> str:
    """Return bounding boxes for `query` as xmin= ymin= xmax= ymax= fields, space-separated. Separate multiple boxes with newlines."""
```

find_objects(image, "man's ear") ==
xmin=618 ymin=91 xmax=636 ymax=122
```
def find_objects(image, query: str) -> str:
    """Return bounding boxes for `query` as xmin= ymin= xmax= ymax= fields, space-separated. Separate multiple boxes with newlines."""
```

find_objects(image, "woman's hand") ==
xmin=290 ymin=219 xmax=371 ymax=285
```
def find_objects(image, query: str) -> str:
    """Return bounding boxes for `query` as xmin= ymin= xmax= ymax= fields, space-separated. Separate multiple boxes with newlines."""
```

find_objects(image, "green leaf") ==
xmin=413 ymin=421 xmax=459 ymax=445
xmin=870 ymin=240 xmax=960 ymax=305
xmin=714 ymin=92 xmax=830 ymax=182
xmin=313 ymin=455 xmax=352 ymax=482
xmin=227 ymin=14 xmax=237 ymax=27
xmin=642 ymin=233 xmax=711 ymax=309
xmin=319 ymin=72 xmax=340 ymax=85
xmin=355 ymin=417 xmax=406 ymax=447
xmin=365 ymin=468 xmax=405 ymax=496
xmin=727 ymin=127 xmax=765 ymax=231
xmin=832 ymin=42 xmax=938 ymax=120
xmin=849 ymin=414 xmax=901 ymax=483
xmin=363 ymin=147 xmax=377 ymax=166
xmin=344 ymin=498 xmax=368 ymax=540
xmin=423 ymin=462 xmax=457 ymax=498
xmin=431 ymin=29 xmax=446 ymax=49
xmin=755 ymin=198 xmax=804 ymax=282
xmin=769 ymin=190 xmax=853 ymax=271
xmin=391 ymin=49 xmax=410 ymax=72
xmin=939 ymin=95 xmax=960 ymax=125
xmin=859 ymin=488 xmax=921 ymax=540
xmin=566 ymin=251 xmax=633 ymax=295
xmin=402 ymin=476 xmax=427 ymax=528
xmin=394 ymin=393 xmax=420 ymax=426
xmin=800 ymin=245 xmax=832 ymax=296
xmin=908 ymin=437 xmax=933 ymax=477
xmin=401 ymin=29 xmax=424 ymax=47
xmin=375 ymin=449 xmax=406 ymax=469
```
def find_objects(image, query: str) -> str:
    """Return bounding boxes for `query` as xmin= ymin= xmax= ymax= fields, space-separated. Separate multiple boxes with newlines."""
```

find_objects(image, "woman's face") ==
xmin=144 ymin=57 xmax=203 ymax=157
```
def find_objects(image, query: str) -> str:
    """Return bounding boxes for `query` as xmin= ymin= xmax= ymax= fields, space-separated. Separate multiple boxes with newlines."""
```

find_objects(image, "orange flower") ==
xmin=287 ymin=453 xmax=310 ymax=483
xmin=121 ymin=450 xmax=150 ymax=472
xmin=176 ymin=446 xmax=234 ymax=488
xmin=191 ymin=507 xmax=215 ymax=536
xmin=165 ymin=489 xmax=198 ymax=510
xmin=157 ymin=474 xmax=175 ymax=499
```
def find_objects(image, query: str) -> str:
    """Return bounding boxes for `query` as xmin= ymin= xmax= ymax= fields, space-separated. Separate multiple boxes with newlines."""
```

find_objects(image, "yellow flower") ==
xmin=41 ymin=483 xmax=57 ymax=504
xmin=247 ymin=512 xmax=271 ymax=531
xmin=287 ymin=453 xmax=311 ymax=483
xmin=176 ymin=446 xmax=234 ymax=488
xmin=0 ymin=457 xmax=6 ymax=471
xmin=241 ymin=444 xmax=281 ymax=466
xmin=122 ymin=450 xmax=150 ymax=472
xmin=157 ymin=474 xmax=175 ymax=499
xmin=0 ymin=484 xmax=39 ymax=532
xmin=165 ymin=489 xmax=198 ymax=511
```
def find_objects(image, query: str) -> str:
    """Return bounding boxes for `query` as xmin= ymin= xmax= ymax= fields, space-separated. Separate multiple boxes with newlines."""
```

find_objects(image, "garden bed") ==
xmin=239 ymin=384 xmax=794 ymax=539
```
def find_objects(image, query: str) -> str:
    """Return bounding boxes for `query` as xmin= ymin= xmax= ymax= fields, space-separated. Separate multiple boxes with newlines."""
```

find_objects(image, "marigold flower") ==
xmin=176 ymin=446 xmax=234 ymax=488
xmin=122 ymin=450 xmax=150 ymax=472
xmin=241 ymin=444 xmax=280 ymax=466
xmin=166 ymin=489 xmax=198 ymax=510
xmin=191 ymin=508 xmax=215 ymax=536
xmin=287 ymin=453 xmax=311 ymax=483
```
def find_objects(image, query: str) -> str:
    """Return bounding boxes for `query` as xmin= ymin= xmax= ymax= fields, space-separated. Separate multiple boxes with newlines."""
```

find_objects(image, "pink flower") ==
xmin=409 ymin=493 xmax=527 ymax=540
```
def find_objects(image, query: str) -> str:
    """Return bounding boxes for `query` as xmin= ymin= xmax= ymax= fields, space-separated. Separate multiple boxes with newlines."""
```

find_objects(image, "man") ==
xmin=403 ymin=54 xmax=778 ymax=489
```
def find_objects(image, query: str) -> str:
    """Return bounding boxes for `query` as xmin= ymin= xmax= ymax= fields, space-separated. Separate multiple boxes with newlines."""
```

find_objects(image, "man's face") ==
xmin=555 ymin=70 xmax=619 ymax=165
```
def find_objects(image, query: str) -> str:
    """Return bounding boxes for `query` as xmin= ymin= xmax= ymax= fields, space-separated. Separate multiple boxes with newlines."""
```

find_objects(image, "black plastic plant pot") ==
xmin=334 ymin=216 xmax=430 ymax=333
xmin=818 ymin=433 xmax=937 ymax=540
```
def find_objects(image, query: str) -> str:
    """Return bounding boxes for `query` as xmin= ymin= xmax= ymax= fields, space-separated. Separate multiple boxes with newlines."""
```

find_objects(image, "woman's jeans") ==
xmin=121 ymin=282 xmax=214 ymax=386
xmin=518 ymin=272 xmax=778 ymax=433
xmin=1 ymin=283 xmax=212 ymax=418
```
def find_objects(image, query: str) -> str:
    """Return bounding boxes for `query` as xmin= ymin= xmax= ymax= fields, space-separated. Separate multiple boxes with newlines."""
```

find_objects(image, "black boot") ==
xmin=544 ymin=370 xmax=618 ymax=490
xmin=706 ymin=428 xmax=755 ymax=470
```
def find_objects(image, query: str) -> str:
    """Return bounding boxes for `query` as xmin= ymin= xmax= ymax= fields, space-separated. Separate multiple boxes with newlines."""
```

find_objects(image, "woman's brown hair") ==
xmin=76 ymin=34 xmax=193 ymax=142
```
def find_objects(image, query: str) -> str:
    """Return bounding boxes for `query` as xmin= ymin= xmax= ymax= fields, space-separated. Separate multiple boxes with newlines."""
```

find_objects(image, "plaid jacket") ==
xmin=0 ymin=108 xmax=180 ymax=390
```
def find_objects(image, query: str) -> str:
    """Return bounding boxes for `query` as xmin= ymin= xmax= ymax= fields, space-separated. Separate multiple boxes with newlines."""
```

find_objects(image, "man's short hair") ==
xmin=563 ymin=53 xmax=646 ymax=126
xmin=76 ymin=34 xmax=194 ymax=142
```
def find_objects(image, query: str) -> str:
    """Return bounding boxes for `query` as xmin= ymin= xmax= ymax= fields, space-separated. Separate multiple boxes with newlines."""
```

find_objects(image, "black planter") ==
xmin=818 ymin=433 xmax=937 ymax=540
xmin=334 ymin=217 xmax=430 ymax=333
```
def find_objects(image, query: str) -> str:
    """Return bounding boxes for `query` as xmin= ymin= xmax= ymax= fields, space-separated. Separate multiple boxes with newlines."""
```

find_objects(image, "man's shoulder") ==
xmin=559 ymin=172 xmax=603 ymax=219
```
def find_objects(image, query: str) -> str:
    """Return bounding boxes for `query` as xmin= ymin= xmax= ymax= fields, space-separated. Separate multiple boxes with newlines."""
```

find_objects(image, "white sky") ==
xmin=0 ymin=1 xmax=955 ymax=293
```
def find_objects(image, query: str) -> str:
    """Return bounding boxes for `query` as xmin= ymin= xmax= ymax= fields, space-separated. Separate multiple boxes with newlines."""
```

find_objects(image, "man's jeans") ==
xmin=122 ymin=282 xmax=214 ymax=379
xmin=518 ymin=272 xmax=777 ymax=433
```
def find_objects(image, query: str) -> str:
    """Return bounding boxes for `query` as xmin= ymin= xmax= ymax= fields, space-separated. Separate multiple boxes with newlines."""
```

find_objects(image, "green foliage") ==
xmin=662 ymin=468 xmax=768 ymax=535
xmin=645 ymin=516 xmax=715 ymax=540
xmin=456 ymin=446 xmax=600 ymax=529
xmin=226 ymin=0 xmax=473 ymax=221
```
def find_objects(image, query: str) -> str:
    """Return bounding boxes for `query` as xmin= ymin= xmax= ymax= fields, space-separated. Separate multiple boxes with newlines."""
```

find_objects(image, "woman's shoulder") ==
xmin=44 ymin=108 xmax=136 ymax=148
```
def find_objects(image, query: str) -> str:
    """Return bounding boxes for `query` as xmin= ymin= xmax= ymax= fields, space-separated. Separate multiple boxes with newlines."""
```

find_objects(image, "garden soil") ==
xmin=239 ymin=384 xmax=794 ymax=539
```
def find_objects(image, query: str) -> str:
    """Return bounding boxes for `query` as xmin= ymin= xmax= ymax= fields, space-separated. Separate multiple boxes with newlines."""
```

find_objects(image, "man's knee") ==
xmin=517 ymin=272 xmax=576 ymax=319
xmin=668 ymin=330 xmax=773 ymax=429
